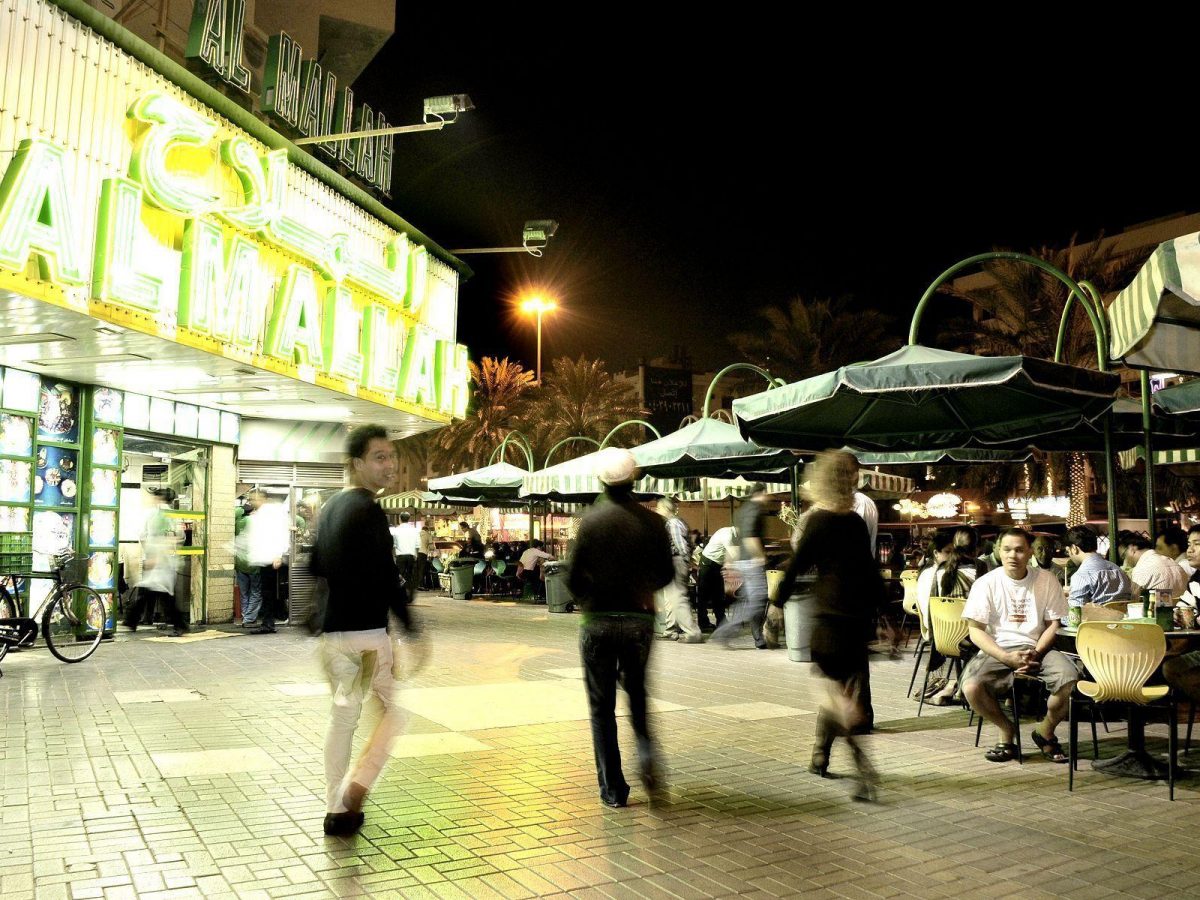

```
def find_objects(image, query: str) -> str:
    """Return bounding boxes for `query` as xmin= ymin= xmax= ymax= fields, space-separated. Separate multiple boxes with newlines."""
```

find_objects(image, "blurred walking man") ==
xmin=311 ymin=425 xmax=427 ymax=836
xmin=713 ymin=483 xmax=771 ymax=649
xmin=569 ymin=449 xmax=674 ymax=807
xmin=655 ymin=496 xmax=702 ymax=643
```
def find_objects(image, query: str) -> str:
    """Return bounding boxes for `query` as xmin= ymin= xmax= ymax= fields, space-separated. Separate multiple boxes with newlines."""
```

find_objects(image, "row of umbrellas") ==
xmin=416 ymin=230 xmax=1200 ymax=538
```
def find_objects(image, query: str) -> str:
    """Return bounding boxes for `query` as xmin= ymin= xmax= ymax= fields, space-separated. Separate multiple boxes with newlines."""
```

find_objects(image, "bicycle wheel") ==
xmin=42 ymin=585 xmax=105 ymax=663
xmin=0 ymin=584 xmax=16 ymax=619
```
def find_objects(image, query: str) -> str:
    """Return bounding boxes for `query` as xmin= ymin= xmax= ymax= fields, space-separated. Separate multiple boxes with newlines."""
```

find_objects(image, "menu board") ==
xmin=34 ymin=446 xmax=79 ymax=506
xmin=0 ymin=414 xmax=33 ymax=457
xmin=0 ymin=459 xmax=31 ymax=503
xmin=88 ymin=510 xmax=117 ymax=548
xmin=93 ymin=388 xmax=123 ymax=425
xmin=37 ymin=382 xmax=80 ymax=443
xmin=87 ymin=552 xmax=115 ymax=590
xmin=90 ymin=469 xmax=118 ymax=507
xmin=92 ymin=428 xmax=120 ymax=467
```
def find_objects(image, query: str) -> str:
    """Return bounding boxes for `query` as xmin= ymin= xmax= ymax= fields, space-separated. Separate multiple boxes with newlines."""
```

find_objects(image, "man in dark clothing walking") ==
xmin=310 ymin=425 xmax=427 ymax=837
xmin=568 ymin=448 xmax=675 ymax=808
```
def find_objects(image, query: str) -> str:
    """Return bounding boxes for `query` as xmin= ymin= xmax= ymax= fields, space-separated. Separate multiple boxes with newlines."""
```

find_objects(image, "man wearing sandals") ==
xmin=961 ymin=527 xmax=1077 ymax=764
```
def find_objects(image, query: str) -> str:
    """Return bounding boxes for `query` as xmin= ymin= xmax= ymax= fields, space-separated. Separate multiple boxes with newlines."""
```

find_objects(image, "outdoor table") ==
xmin=1055 ymin=621 xmax=1200 ymax=780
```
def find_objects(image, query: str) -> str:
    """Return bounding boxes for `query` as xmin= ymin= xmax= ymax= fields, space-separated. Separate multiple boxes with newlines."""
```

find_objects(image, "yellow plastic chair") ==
xmin=917 ymin=597 xmax=969 ymax=718
xmin=1068 ymin=622 xmax=1176 ymax=798
xmin=905 ymin=594 xmax=929 ymax=698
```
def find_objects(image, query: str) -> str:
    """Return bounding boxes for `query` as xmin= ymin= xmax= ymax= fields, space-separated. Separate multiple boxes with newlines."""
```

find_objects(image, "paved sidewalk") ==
xmin=2 ymin=595 xmax=1199 ymax=899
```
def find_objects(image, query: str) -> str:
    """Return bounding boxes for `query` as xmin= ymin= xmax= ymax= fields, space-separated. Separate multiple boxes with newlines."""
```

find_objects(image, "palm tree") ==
xmin=526 ymin=356 xmax=645 ymax=461
xmin=432 ymin=357 xmax=535 ymax=472
xmin=939 ymin=235 xmax=1152 ymax=524
xmin=729 ymin=296 xmax=896 ymax=383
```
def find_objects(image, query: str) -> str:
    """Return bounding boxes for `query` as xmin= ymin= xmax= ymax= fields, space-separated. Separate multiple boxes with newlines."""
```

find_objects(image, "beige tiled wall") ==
xmin=206 ymin=445 xmax=237 ymax=624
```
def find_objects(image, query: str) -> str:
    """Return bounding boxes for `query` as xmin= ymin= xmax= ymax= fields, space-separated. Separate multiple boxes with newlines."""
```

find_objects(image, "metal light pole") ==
xmin=520 ymin=297 xmax=556 ymax=383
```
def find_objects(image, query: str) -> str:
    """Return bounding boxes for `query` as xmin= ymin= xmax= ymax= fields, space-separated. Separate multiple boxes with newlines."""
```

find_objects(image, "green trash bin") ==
xmin=449 ymin=559 xmax=475 ymax=600
xmin=543 ymin=561 xmax=573 ymax=613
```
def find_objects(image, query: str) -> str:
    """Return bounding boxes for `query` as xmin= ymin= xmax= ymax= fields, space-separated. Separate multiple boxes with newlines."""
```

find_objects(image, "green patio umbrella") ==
xmin=852 ymin=448 xmax=1032 ymax=465
xmin=427 ymin=461 xmax=530 ymax=501
xmin=519 ymin=449 xmax=689 ymax=502
xmin=629 ymin=417 xmax=796 ymax=479
xmin=732 ymin=345 xmax=1118 ymax=452
xmin=989 ymin=398 xmax=1198 ymax=453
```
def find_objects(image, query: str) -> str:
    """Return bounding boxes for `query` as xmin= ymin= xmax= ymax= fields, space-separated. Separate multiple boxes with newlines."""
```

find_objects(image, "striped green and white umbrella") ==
xmin=1118 ymin=445 xmax=1200 ymax=469
xmin=1109 ymin=232 xmax=1200 ymax=374
xmin=379 ymin=490 xmax=453 ymax=512
xmin=676 ymin=477 xmax=790 ymax=502
xmin=520 ymin=449 xmax=688 ymax=502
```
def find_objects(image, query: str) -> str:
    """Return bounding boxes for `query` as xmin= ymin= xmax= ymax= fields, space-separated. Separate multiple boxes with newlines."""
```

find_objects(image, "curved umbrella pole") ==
xmin=700 ymin=363 xmax=797 ymax=512
xmin=543 ymin=436 xmax=601 ymax=469
xmin=908 ymin=252 xmax=1125 ymax=555
xmin=488 ymin=431 xmax=535 ymax=471
xmin=1053 ymin=279 xmax=1122 ymax=557
xmin=701 ymin=363 xmax=784 ymax=419
xmin=600 ymin=419 xmax=661 ymax=449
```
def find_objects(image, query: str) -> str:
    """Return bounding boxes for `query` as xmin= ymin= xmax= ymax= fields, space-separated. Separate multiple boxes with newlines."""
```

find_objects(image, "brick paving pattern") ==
xmin=3 ymin=595 xmax=1199 ymax=898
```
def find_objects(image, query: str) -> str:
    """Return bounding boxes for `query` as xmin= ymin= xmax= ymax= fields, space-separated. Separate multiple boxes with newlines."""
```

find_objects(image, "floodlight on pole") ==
xmin=520 ymin=296 xmax=558 ymax=384
xmin=452 ymin=219 xmax=559 ymax=257
xmin=293 ymin=94 xmax=474 ymax=145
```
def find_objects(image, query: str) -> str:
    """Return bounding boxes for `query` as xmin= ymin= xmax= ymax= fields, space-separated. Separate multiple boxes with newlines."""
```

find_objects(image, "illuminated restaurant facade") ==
xmin=0 ymin=0 xmax=470 ymax=624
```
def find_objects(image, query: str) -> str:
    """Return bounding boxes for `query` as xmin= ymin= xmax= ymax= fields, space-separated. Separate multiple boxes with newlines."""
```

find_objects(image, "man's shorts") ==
xmin=962 ymin=648 xmax=1079 ymax=695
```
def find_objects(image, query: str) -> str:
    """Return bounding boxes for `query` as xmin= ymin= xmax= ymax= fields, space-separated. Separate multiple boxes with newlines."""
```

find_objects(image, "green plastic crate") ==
xmin=0 ymin=532 xmax=33 ymax=573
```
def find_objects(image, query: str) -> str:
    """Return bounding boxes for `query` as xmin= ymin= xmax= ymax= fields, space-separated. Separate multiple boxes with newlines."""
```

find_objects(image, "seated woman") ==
xmin=916 ymin=531 xmax=979 ymax=705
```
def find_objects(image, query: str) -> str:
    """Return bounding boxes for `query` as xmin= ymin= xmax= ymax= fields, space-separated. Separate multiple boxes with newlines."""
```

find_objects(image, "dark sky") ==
xmin=355 ymin=11 xmax=1189 ymax=374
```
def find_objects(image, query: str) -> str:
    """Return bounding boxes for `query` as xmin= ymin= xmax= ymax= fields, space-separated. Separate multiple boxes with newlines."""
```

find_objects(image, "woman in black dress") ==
xmin=773 ymin=450 xmax=886 ymax=801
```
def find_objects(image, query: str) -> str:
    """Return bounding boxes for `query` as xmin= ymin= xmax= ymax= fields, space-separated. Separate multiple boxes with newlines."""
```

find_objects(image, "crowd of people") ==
xmin=289 ymin=424 xmax=1200 ymax=836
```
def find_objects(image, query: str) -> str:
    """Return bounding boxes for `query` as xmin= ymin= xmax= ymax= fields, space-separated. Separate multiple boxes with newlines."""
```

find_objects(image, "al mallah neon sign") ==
xmin=0 ymin=91 xmax=470 ymax=420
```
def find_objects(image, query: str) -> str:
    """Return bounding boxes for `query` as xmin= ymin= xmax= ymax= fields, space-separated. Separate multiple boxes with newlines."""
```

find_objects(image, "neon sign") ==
xmin=187 ymin=0 xmax=393 ymax=195
xmin=0 ymin=91 xmax=469 ymax=420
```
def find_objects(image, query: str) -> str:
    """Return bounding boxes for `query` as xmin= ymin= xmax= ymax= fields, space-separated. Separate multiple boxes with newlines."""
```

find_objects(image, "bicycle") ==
xmin=0 ymin=553 xmax=107 ymax=677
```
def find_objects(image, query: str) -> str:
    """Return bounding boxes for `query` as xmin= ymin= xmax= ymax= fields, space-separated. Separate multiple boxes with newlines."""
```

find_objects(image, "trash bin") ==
xmin=543 ymin=561 xmax=573 ymax=613
xmin=449 ymin=559 xmax=475 ymax=600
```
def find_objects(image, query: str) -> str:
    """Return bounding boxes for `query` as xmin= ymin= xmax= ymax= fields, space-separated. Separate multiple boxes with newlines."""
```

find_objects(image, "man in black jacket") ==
xmin=310 ymin=425 xmax=426 ymax=836
xmin=569 ymin=448 xmax=674 ymax=808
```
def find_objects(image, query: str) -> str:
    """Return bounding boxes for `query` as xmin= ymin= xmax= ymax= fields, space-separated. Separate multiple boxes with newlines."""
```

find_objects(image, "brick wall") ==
xmin=205 ymin=444 xmax=237 ymax=623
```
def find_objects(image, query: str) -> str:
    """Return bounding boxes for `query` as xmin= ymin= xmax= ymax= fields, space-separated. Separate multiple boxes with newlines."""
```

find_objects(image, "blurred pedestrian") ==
xmin=655 ymin=497 xmax=702 ymax=643
xmin=569 ymin=448 xmax=674 ymax=808
xmin=773 ymin=451 xmax=886 ymax=801
xmin=391 ymin=511 xmax=420 ymax=604
xmin=243 ymin=490 xmax=290 ymax=634
xmin=712 ymin=483 xmax=772 ymax=649
xmin=310 ymin=425 xmax=427 ymax=836
xmin=123 ymin=488 xmax=185 ymax=635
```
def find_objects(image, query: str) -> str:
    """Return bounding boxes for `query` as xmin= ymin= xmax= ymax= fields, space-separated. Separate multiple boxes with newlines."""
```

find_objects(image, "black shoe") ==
xmin=322 ymin=812 xmax=365 ymax=836
xmin=121 ymin=623 xmax=137 ymax=633
xmin=250 ymin=626 xmax=276 ymax=634
xmin=809 ymin=751 xmax=830 ymax=778
xmin=171 ymin=628 xmax=188 ymax=637
xmin=601 ymin=797 xmax=627 ymax=809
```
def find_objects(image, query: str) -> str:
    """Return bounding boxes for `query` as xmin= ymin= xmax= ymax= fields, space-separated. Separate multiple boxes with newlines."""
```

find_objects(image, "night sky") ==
xmin=355 ymin=11 xmax=1189 ymax=374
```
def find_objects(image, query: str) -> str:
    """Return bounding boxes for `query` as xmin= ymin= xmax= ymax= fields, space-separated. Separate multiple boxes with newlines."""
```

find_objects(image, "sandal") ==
xmin=1031 ymin=730 xmax=1069 ymax=764
xmin=984 ymin=743 xmax=1020 ymax=763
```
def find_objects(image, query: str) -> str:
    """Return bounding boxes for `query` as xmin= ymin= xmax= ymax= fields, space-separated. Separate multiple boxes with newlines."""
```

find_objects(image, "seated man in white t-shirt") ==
xmin=961 ymin=527 xmax=1077 ymax=764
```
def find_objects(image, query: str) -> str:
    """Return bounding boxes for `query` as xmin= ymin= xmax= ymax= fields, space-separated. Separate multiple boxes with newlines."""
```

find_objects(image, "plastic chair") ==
xmin=917 ymin=598 xmax=969 ymax=717
xmin=1068 ymin=622 xmax=1176 ymax=798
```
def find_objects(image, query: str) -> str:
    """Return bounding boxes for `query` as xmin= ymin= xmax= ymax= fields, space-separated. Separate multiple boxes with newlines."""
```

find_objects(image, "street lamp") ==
xmin=292 ymin=94 xmax=474 ymax=145
xmin=520 ymin=296 xmax=557 ymax=383
xmin=453 ymin=220 xmax=560 ymax=257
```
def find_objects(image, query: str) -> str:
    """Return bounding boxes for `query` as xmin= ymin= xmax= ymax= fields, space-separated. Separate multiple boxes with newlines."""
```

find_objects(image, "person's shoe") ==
xmin=241 ymin=620 xmax=259 ymax=628
xmin=755 ymin=641 xmax=770 ymax=650
xmin=679 ymin=634 xmax=704 ymax=644
xmin=655 ymin=632 xmax=678 ymax=641
xmin=250 ymin=626 xmax=276 ymax=635
xmin=601 ymin=797 xmax=627 ymax=809
xmin=852 ymin=781 xmax=878 ymax=803
xmin=120 ymin=622 xmax=137 ymax=633
xmin=322 ymin=812 xmax=365 ymax=836
xmin=170 ymin=627 xmax=188 ymax=637
xmin=809 ymin=750 xmax=830 ymax=778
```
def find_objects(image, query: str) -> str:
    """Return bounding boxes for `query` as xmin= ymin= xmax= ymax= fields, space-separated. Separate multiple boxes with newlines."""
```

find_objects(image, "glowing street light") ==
xmin=520 ymin=296 xmax=557 ymax=383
